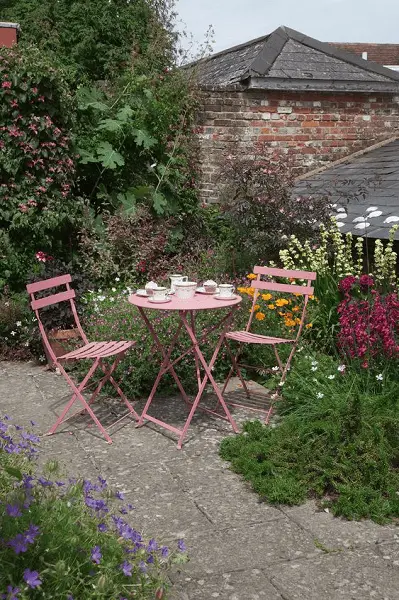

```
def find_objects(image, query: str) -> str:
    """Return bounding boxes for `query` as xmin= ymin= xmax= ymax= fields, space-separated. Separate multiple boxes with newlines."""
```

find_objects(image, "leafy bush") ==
xmin=3 ymin=0 xmax=176 ymax=81
xmin=217 ymin=149 xmax=331 ymax=271
xmin=0 ymin=45 xmax=83 ymax=290
xmin=220 ymin=351 xmax=399 ymax=522
xmin=0 ymin=416 xmax=186 ymax=598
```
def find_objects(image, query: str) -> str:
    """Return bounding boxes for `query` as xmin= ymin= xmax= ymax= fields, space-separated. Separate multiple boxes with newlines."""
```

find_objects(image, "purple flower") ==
xmin=115 ymin=491 xmax=125 ymax=500
xmin=21 ymin=432 xmax=40 ymax=443
xmin=97 ymin=523 xmax=107 ymax=533
xmin=98 ymin=476 xmax=107 ymax=489
xmin=30 ymin=420 xmax=37 ymax=426
xmin=119 ymin=506 xmax=128 ymax=515
xmin=126 ymin=503 xmax=134 ymax=511
xmin=67 ymin=596 xmax=74 ymax=600
xmin=91 ymin=545 xmax=102 ymax=564
xmin=138 ymin=561 xmax=147 ymax=573
xmin=161 ymin=546 xmax=169 ymax=558
xmin=0 ymin=585 xmax=20 ymax=600
xmin=37 ymin=477 xmax=52 ymax=487
xmin=147 ymin=554 xmax=154 ymax=564
xmin=8 ymin=533 xmax=28 ymax=554
xmin=177 ymin=539 xmax=186 ymax=552
xmin=15 ymin=425 xmax=23 ymax=431
xmin=23 ymin=493 xmax=34 ymax=509
xmin=25 ymin=524 xmax=40 ymax=544
xmin=22 ymin=475 xmax=34 ymax=489
xmin=6 ymin=504 xmax=22 ymax=517
xmin=147 ymin=539 xmax=158 ymax=552
xmin=55 ymin=481 xmax=65 ymax=487
xmin=23 ymin=569 xmax=42 ymax=589
xmin=4 ymin=444 xmax=20 ymax=454
xmin=120 ymin=561 xmax=132 ymax=577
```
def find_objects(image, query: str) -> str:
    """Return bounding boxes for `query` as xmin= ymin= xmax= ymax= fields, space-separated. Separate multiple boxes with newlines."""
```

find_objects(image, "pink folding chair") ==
xmin=27 ymin=274 xmax=138 ymax=443
xmin=222 ymin=266 xmax=316 ymax=423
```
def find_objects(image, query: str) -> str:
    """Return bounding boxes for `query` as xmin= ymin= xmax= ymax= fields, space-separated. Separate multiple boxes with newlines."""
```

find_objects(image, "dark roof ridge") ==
xmin=282 ymin=26 xmax=399 ymax=82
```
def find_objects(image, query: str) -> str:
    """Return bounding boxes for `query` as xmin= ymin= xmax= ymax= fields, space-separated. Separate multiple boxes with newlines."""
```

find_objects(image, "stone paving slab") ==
xmin=268 ymin=548 xmax=399 ymax=600
xmin=171 ymin=570 xmax=284 ymax=600
xmin=1 ymin=361 xmax=399 ymax=600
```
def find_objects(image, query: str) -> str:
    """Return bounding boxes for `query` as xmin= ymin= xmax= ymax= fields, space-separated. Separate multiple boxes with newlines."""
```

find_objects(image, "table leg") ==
xmin=190 ymin=310 xmax=202 ymax=391
xmin=177 ymin=310 xmax=239 ymax=449
xmin=136 ymin=311 xmax=190 ymax=428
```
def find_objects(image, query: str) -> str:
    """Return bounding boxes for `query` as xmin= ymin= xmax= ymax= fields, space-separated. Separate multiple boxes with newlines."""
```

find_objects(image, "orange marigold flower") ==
xmin=295 ymin=318 xmax=301 ymax=325
xmin=306 ymin=323 xmax=313 ymax=329
xmin=284 ymin=318 xmax=296 ymax=327
xmin=262 ymin=293 xmax=272 ymax=301
xmin=309 ymin=295 xmax=315 ymax=300
xmin=275 ymin=298 xmax=289 ymax=307
xmin=294 ymin=292 xmax=302 ymax=297
xmin=255 ymin=312 xmax=265 ymax=321
xmin=253 ymin=304 xmax=260 ymax=311
xmin=247 ymin=273 xmax=257 ymax=280
xmin=268 ymin=304 xmax=276 ymax=310
xmin=292 ymin=306 xmax=300 ymax=313
xmin=278 ymin=311 xmax=285 ymax=317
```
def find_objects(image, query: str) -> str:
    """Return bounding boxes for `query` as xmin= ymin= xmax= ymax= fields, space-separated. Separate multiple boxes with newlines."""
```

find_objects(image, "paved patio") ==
xmin=1 ymin=360 xmax=398 ymax=600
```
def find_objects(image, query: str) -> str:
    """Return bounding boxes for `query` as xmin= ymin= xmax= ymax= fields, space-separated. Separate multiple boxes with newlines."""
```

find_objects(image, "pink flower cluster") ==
xmin=35 ymin=251 xmax=53 ymax=263
xmin=337 ymin=276 xmax=399 ymax=362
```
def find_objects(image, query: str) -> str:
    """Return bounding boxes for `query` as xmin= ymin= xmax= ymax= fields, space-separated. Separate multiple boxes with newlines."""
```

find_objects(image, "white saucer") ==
xmin=136 ymin=289 xmax=149 ymax=297
xmin=213 ymin=293 xmax=237 ymax=301
xmin=196 ymin=286 xmax=219 ymax=295
xmin=148 ymin=297 xmax=172 ymax=304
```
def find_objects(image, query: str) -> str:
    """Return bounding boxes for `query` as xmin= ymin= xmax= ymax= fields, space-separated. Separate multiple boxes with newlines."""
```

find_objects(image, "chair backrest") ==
xmin=26 ymin=275 xmax=88 ymax=362
xmin=246 ymin=266 xmax=317 ymax=338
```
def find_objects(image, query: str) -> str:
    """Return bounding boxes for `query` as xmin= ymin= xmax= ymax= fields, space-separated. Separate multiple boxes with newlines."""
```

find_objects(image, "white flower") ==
xmin=311 ymin=366 xmax=318 ymax=371
xmin=4 ymin=301 xmax=9 ymax=307
xmin=16 ymin=321 xmax=22 ymax=327
xmin=278 ymin=381 xmax=285 ymax=387
xmin=150 ymin=162 xmax=157 ymax=169
xmin=24 ymin=342 xmax=29 ymax=347
xmin=311 ymin=360 xmax=318 ymax=366
xmin=328 ymin=374 xmax=335 ymax=380
xmin=112 ymin=287 xmax=116 ymax=292
xmin=337 ymin=364 xmax=346 ymax=372
xmin=272 ymin=366 xmax=279 ymax=371
xmin=316 ymin=392 xmax=324 ymax=399
xmin=109 ymin=297 xmax=115 ymax=302
xmin=376 ymin=373 xmax=383 ymax=381
xmin=97 ymin=295 xmax=106 ymax=302
xmin=115 ymin=277 xmax=120 ymax=282
xmin=10 ymin=331 xmax=16 ymax=336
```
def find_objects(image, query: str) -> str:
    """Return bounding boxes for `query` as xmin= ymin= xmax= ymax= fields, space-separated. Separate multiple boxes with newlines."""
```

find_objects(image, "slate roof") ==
xmin=194 ymin=26 xmax=399 ymax=92
xmin=331 ymin=43 xmax=399 ymax=66
xmin=294 ymin=139 xmax=399 ymax=240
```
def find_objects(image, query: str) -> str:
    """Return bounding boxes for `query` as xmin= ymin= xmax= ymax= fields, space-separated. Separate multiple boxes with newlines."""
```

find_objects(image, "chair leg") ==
xmin=224 ymin=340 xmax=251 ymax=399
xmin=97 ymin=355 xmax=139 ymax=420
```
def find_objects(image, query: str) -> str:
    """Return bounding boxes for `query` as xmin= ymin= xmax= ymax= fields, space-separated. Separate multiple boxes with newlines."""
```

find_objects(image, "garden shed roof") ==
xmin=294 ymin=138 xmax=399 ymax=240
xmin=194 ymin=26 xmax=399 ymax=92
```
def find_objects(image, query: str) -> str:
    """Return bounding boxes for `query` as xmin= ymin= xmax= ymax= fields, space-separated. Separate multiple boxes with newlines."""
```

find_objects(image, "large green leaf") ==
xmin=133 ymin=129 xmax=157 ymax=150
xmin=97 ymin=118 xmax=124 ymax=132
xmin=77 ymin=148 xmax=97 ymax=164
xmin=4 ymin=466 xmax=23 ymax=480
xmin=96 ymin=142 xmax=125 ymax=169
xmin=152 ymin=191 xmax=168 ymax=215
xmin=118 ymin=190 xmax=137 ymax=217
xmin=116 ymin=105 xmax=134 ymax=122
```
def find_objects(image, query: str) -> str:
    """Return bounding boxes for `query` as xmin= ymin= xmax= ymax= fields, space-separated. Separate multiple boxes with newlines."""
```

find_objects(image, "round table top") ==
xmin=128 ymin=292 xmax=242 ymax=311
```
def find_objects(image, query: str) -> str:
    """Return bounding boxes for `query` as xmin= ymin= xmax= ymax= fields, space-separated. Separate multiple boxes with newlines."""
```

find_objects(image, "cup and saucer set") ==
xmin=136 ymin=275 xmax=237 ymax=303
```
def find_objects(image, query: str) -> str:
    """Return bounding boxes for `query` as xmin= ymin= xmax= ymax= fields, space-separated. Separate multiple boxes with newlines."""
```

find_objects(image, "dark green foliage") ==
xmin=220 ymin=352 xmax=399 ymax=522
xmin=2 ymin=0 xmax=176 ymax=81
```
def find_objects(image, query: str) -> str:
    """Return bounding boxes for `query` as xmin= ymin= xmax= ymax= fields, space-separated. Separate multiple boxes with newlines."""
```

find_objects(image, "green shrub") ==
xmin=220 ymin=351 xmax=399 ymax=523
xmin=0 ymin=417 xmax=186 ymax=598
xmin=0 ymin=44 xmax=83 ymax=290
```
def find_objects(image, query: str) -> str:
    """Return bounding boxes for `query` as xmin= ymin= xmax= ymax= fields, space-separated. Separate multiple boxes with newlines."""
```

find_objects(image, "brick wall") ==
xmin=331 ymin=43 xmax=399 ymax=65
xmin=197 ymin=89 xmax=399 ymax=203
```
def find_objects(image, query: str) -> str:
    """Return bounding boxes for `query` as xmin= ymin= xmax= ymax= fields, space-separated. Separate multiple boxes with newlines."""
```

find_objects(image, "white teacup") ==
xmin=218 ymin=284 xmax=234 ymax=298
xmin=145 ymin=281 xmax=158 ymax=297
xmin=152 ymin=287 xmax=168 ymax=301
xmin=174 ymin=281 xmax=197 ymax=300
xmin=170 ymin=274 xmax=188 ymax=292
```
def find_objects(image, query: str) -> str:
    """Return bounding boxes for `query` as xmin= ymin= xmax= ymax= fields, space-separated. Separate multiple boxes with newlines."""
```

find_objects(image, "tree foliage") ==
xmin=2 ymin=0 xmax=178 ymax=81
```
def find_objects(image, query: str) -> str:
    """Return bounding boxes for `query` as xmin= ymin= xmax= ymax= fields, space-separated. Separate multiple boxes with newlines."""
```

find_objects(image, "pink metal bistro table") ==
xmin=128 ymin=292 xmax=242 ymax=448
